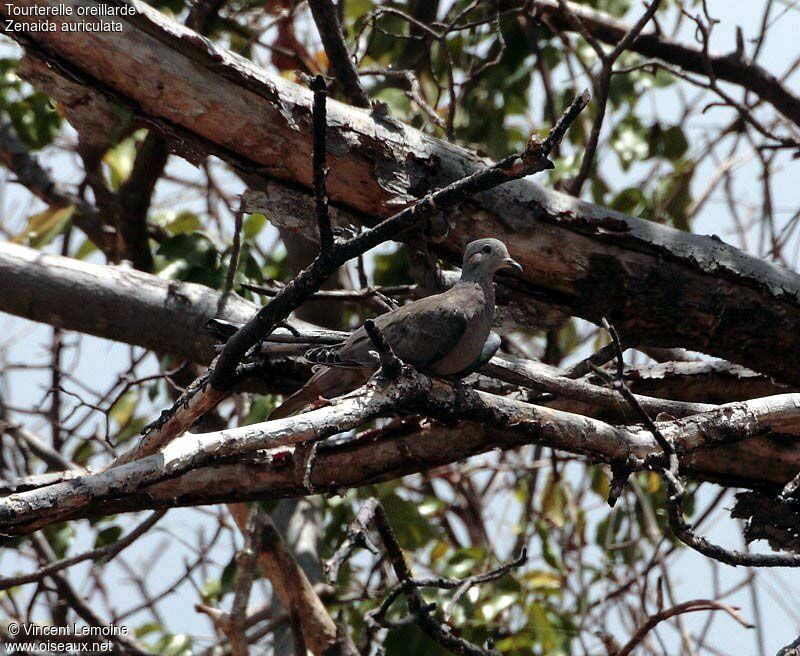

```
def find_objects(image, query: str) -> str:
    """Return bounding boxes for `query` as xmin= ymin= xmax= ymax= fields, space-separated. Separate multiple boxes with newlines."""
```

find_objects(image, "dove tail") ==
xmin=269 ymin=367 xmax=329 ymax=419
xmin=269 ymin=366 xmax=372 ymax=419
xmin=305 ymin=345 xmax=344 ymax=365
xmin=269 ymin=386 xmax=317 ymax=419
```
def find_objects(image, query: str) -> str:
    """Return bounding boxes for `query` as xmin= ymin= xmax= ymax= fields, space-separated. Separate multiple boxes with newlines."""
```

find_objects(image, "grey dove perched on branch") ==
xmin=270 ymin=238 xmax=522 ymax=419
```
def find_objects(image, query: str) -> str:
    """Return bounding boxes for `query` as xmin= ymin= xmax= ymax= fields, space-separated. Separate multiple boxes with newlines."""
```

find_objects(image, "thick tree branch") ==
xmin=1 ymin=241 xmax=797 ymax=494
xmin=1 ymin=368 xmax=798 ymax=535
xmin=5 ymin=0 xmax=800 ymax=385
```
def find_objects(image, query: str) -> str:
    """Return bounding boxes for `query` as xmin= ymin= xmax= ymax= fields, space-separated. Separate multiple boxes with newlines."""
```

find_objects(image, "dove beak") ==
xmin=502 ymin=257 xmax=523 ymax=272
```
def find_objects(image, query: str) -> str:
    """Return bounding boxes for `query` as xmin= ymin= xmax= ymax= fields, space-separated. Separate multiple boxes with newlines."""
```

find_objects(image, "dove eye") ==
xmin=482 ymin=245 xmax=492 ymax=254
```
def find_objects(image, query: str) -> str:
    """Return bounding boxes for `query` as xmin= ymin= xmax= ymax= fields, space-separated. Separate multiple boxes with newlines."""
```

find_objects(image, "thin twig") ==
xmin=217 ymin=200 xmax=244 ymax=316
xmin=617 ymin=599 xmax=752 ymax=656
xmin=311 ymin=74 xmax=334 ymax=252
xmin=308 ymin=0 xmax=370 ymax=108
xmin=363 ymin=319 xmax=402 ymax=379
xmin=325 ymin=498 xmax=380 ymax=584
xmin=0 ymin=511 xmax=166 ymax=591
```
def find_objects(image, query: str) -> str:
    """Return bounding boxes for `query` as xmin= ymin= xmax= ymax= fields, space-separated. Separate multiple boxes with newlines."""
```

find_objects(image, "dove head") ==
xmin=460 ymin=238 xmax=522 ymax=283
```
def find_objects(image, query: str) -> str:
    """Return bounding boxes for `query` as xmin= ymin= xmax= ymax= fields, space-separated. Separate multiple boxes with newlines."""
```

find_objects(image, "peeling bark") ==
xmin=1 ymin=371 xmax=799 ymax=535
xmin=4 ymin=0 xmax=800 ymax=383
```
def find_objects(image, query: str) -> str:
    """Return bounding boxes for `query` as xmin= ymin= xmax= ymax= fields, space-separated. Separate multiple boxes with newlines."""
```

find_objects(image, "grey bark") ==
xmin=1 ymin=378 xmax=798 ymax=535
xmin=4 ymin=0 xmax=800 ymax=385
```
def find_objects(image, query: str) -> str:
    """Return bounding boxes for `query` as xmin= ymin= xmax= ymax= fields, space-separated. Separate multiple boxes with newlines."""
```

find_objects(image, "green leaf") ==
xmin=608 ymin=71 xmax=638 ymax=109
xmin=14 ymin=205 xmax=74 ymax=248
xmin=590 ymin=467 xmax=611 ymax=500
xmin=156 ymin=232 xmax=223 ymax=287
xmin=243 ymin=212 xmax=267 ymax=240
xmin=662 ymin=126 xmax=689 ymax=161
xmin=596 ymin=0 xmax=632 ymax=18
xmin=104 ymin=132 xmax=143 ymax=189
xmin=530 ymin=602 xmax=556 ymax=651
xmin=134 ymin=622 xmax=163 ymax=639
xmin=110 ymin=391 xmax=139 ymax=427
xmin=541 ymin=473 xmax=567 ymax=528
xmin=649 ymin=124 xmax=689 ymax=161
xmin=152 ymin=633 xmax=192 ymax=656
xmin=220 ymin=556 xmax=238 ymax=597
xmin=384 ymin=625 xmax=451 ymax=656
xmin=429 ymin=539 xmax=449 ymax=566
xmin=73 ymin=238 xmax=98 ymax=260
xmin=443 ymin=546 xmax=487 ymax=579
xmin=612 ymin=119 xmax=649 ymax=169
xmin=201 ymin=578 xmax=222 ymax=604
xmin=381 ymin=493 xmax=439 ymax=549
xmin=345 ymin=0 xmax=372 ymax=23
xmin=43 ymin=522 xmax=75 ymax=559
xmin=479 ymin=591 xmax=516 ymax=621
xmin=157 ymin=210 xmax=201 ymax=236
xmin=5 ymin=91 xmax=61 ymax=150
xmin=653 ymin=68 xmax=675 ymax=87
xmin=372 ymin=247 xmax=411 ymax=286
xmin=94 ymin=525 xmax=123 ymax=548
xmin=536 ymin=522 xmax=564 ymax=571
xmin=71 ymin=439 xmax=95 ymax=467
xmin=657 ymin=163 xmax=694 ymax=230
xmin=610 ymin=187 xmax=647 ymax=216
xmin=243 ymin=396 xmax=278 ymax=424
xmin=523 ymin=569 xmax=564 ymax=592
xmin=590 ymin=176 xmax=610 ymax=205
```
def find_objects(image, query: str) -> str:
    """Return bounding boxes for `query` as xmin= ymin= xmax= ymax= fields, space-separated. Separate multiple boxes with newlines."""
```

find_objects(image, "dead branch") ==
xmin=529 ymin=0 xmax=800 ymax=128
xmin=307 ymin=0 xmax=370 ymax=108
xmin=2 ymin=365 xmax=799 ymax=535
xmin=616 ymin=599 xmax=752 ymax=656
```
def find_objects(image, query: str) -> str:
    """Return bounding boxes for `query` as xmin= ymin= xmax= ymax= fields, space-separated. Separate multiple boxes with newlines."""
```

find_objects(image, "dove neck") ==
xmin=456 ymin=271 xmax=495 ymax=304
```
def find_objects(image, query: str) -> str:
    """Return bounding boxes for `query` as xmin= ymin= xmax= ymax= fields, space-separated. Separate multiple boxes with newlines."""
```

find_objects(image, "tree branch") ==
xmin=6 ymin=0 xmax=800 ymax=385
xmin=307 ymin=0 xmax=370 ymax=108
xmin=529 ymin=0 xmax=800 ymax=128
xmin=0 ymin=118 xmax=111 ymax=253
xmin=616 ymin=599 xmax=752 ymax=656
xmin=2 ymin=367 xmax=799 ymax=535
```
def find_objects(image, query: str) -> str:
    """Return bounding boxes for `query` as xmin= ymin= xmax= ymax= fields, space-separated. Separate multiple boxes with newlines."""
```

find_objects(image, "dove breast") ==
xmin=333 ymin=281 xmax=493 ymax=376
